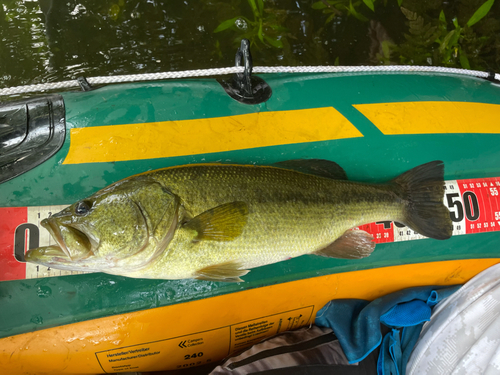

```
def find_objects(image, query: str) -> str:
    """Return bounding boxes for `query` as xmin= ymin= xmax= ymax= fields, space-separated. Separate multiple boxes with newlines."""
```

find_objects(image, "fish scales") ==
xmin=25 ymin=161 xmax=452 ymax=281
xmin=127 ymin=165 xmax=403 ymax=279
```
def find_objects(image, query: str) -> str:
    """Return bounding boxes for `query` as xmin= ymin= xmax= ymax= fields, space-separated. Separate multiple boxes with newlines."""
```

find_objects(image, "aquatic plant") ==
xmin=213 ymin=0 xmax=287 ymax=48
xmin=396 ymin=0 xmax=497 ymax=69
xmin=310 ymin=0 xmax=498 ymax=70
xmin=311 ymin=0 xmax=404 ymax=24
xmin=312 ymin=0 xmax=368 ymax=23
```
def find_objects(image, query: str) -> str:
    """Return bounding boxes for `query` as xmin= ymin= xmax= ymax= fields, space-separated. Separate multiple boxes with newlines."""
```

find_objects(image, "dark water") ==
xmin=1 ymin=0 xmax=499 ymax=89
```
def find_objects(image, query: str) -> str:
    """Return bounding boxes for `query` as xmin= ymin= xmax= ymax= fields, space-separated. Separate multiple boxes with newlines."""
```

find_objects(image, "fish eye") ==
xmin=75 ymin=200 xmax=92 ymax=216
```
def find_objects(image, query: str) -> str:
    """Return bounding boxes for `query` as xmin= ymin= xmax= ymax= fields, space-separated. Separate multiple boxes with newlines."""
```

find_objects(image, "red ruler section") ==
xmin=0 ymin=207 xmax=27 ymax=281
xmin=360 ymin=177 xmax=500 ymax=243
xmin=0 ymin=204 xmax=84 ymax=281
xmin=1 ymin=178 xmax=500 ymax=281
xmin=458 ymin=178 xmax=500 ymax=234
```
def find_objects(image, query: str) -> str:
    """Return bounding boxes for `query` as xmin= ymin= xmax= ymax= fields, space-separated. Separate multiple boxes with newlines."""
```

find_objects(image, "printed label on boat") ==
xmin=94 ymin=306 xmax=313 ymax=373
xmin=229 ymin=306 xmax=312 ymax=352
xmin=1 ymin=177 xmax=500 ymax=281
xmin=95 ymin=327 xmax=228 ymax=373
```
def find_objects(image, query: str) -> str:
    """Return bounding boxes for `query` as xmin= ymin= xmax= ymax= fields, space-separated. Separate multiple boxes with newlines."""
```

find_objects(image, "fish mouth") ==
xmin=25 ymin=245 xmax=69 ymax=263
xmin=40 ymin=218 xmax=93 ymax=260
xmin=41 ymin=217 xmax=72 ymax=258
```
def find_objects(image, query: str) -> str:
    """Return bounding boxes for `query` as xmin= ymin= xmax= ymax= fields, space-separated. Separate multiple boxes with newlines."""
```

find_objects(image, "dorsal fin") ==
xmin=274 ymin=159 xmax=348 ymax=180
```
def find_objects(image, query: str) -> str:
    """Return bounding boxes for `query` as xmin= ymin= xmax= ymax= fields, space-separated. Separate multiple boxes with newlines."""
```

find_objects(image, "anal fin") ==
xmin=194 ymin=261 xmax=249 ymax=282
xmin=315 ymin=230 xmax=375 ymax=259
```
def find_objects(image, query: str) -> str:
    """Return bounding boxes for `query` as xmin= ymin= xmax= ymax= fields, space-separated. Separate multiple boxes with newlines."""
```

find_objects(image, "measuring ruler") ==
xmin=1 ymin=177 xmax=500 ymax=281
xmin=359 ymin=177 xmax=500 ymax=243
xmin=0 ymin=204 xmax=88 ymax=280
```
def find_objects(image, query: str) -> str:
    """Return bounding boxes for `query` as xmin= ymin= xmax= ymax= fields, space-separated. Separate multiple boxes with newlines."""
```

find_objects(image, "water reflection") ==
xmin=2 ymin=0 xmax=230 ymax=87
xmin=0 ymin=0 xmax=499 ymax=89
xmin=0 ymin=0 xmax=373 ymax=88
xmin=0 ymin=0 xmax=51 ymax=87
xmin=37 ymin=0 xmax=215 ymax=79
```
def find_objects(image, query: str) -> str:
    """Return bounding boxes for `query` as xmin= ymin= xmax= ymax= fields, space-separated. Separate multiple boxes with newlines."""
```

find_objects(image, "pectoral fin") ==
xmin=182 ymin=201 xmax=249 ymax=242
xmin=194 ymin=261 xmax=249 ymax=282
xmin=315 ymin=230 xmax=375 ymax=259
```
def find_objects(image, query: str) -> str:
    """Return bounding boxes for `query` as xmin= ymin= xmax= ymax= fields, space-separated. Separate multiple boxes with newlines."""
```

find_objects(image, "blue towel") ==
xmin=315 ymin=285 xmax=461 ymax=375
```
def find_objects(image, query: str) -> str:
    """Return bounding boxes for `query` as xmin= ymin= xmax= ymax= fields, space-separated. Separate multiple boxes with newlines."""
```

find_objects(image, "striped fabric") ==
xmin=210 ymin=326 xmax=377 ymax=374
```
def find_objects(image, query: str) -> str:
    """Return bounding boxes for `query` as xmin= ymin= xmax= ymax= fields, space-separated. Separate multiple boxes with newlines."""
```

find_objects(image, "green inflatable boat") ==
xmin=1 ymin=58 xmax=500 ymax=373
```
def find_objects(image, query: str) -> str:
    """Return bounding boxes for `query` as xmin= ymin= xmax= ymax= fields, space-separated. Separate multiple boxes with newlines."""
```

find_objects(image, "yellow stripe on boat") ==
xmin=1 ymin=258 xmax=498 ymax=374
xmin=354 ymin=101 xmax=500 ymax=135
xmin=63 ymin=107 xmax=361 ymax=164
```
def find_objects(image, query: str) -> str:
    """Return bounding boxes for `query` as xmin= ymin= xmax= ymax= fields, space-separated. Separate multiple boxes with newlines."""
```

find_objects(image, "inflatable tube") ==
xmin=1 ymin=71 xmax=500 ymax=373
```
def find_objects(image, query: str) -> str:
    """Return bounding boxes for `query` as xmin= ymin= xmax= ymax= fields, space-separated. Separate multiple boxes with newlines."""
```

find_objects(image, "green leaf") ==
xmin=397 ymin=0 xmax=402 ymax=6
xmin=381 ymin=40 xmax=392 ymax=58
xmin=325 ymin=12 xmax=337 ymax=24
xmin=363 ymin=0 xmax=375 ymax=12
xmin=459 ymin=48 xmax=471 ymax=69
xmin=214 ymin=17 xmax=242 ymax=33
xmin=439 ymin=10 xmax=446 ymax=24
xmin=312 ymin=1 xmax=328 ymax=9
xmin=401 ymin=7 xmax=417 ymax=21
xmin=449 ymin=26 xmax=461 ymax=45
xmin=467 ymin=0 xmax=494 ymax=27
xmin=312 ymin=0 xmax=343 ymax=9
xmin=248 ymin=0 xmax=259 ymax=17
xmin=440 ymin=30 xmax=456 ymax=52
xmin=452 ymin=17 xmax=459 ymax=28
xmin=264 ymin=35 xmax=283 ymax=48
xmin=214 ymin=39 xmax=223 ymax=59
xmin=269 ymin=24 xmax=288 ymax=32
xmin=347 ymin=1 xmax=369 ymax=21
xmin=257 ymin=0 xmax=264 ymax=14
xmin=334 ymin=56 xmax=340 ymax=66
xmin=257 ymin=21 xmax=264 ymax=43
xmin=440 ymin=27 xmax=461 ymax=63
xmin=109 ymin=3 xmax=120 ymax=21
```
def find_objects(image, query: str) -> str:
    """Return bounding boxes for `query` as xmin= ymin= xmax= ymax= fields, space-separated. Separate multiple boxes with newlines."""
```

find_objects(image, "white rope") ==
xmin=87 ymin=67 xmax=244 ymax=85
xmin=0 ymin=65 xmax=498 ymax=96
xmin=253 ymin=65 xmax=498 ymax=78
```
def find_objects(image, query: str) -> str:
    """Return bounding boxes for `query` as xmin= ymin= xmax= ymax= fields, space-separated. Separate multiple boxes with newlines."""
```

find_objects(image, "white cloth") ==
xmin=407 ymin=262 xmax=500 ymax=374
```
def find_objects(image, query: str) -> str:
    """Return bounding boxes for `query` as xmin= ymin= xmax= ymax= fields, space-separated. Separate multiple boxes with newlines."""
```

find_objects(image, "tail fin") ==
xmin=393 ymin=161 xmax=452 ymax=240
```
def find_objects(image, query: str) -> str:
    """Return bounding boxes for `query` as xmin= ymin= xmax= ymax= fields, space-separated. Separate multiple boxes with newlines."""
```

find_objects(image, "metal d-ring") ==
xmin=235 ymin=39 xmax=253 ymax=97
xmin=217 ymin=39 xmax=272 ymax=105
xmin=77 ymin=76 xmax=94 ymax=91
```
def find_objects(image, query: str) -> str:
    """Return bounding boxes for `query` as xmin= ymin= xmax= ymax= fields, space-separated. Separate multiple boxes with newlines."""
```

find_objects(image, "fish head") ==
xmin=25 ymin=176 xmax=179 ymax=272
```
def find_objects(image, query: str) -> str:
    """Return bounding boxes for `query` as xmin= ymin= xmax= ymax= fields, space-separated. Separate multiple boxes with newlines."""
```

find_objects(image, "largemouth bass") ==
xmin=25 ymin=160 xmax=452 ymax=282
